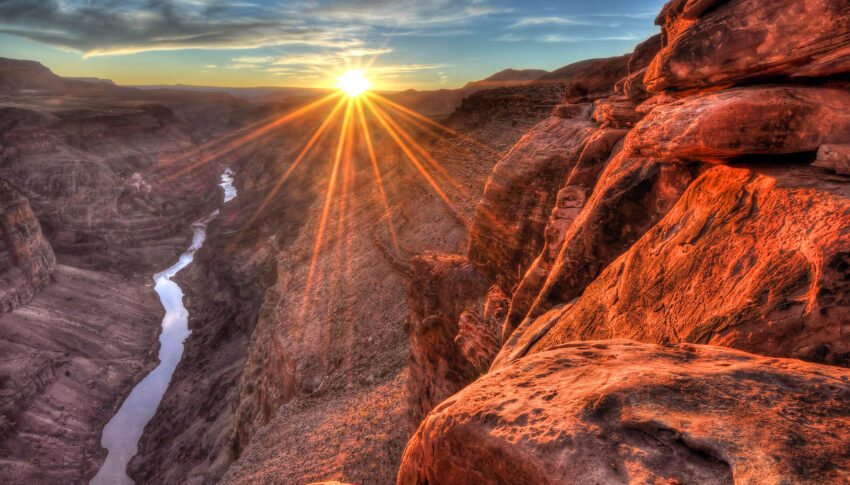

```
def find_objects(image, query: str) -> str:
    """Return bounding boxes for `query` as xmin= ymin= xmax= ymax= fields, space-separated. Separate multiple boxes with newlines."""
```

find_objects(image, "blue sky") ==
xmin=0 ymin=0 xmax=668 ymax=89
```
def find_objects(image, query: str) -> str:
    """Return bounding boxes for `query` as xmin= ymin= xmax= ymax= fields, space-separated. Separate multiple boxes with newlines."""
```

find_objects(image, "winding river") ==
xmin=90 ymin=170 xmax=236 ymax=485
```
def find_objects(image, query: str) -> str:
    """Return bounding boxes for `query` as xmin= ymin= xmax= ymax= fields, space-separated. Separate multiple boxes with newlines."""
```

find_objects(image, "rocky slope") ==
xmin=0 ymin=58 xmax=262 ymax=271
xmin=400 ymin=0 xmax=850 ymax=482
xmin=208 ymin=55 xmax=668 ymax=483
xmin=0 ymin=265 xmax=162 ymax=483
xmin=0 ymin=179 xmax=55 ymax=311
xmin=0 ymin=59 xmax=263 ymax=484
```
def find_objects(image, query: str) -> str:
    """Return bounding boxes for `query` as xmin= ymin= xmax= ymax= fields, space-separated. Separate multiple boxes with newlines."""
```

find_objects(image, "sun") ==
xmin=336 ymin=69 xmax=371 ymax=97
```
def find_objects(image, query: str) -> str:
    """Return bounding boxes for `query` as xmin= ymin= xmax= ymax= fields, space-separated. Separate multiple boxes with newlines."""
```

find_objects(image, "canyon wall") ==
xmin=0 ymin=179 xmax=55 ymax=311
xmin=400 ymin=0 xmax=850 ymax=482
xmin=0 ymin=59 xmax=262 ymax=484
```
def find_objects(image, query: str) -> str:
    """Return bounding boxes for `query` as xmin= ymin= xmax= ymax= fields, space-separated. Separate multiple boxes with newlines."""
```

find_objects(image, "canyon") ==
xmin=0 ymin=0 xmax=849 ymax=483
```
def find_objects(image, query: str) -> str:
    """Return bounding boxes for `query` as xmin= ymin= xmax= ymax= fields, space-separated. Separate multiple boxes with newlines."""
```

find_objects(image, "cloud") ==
xmin=494 ymin=33 xmax=525 ymax=42
xmin=225 ymin=47 xmax=394 ymax=73
xmin=536 ymin=33 xmax=640 ymax=43
xmin=389 ymin=29 xmax=475 ymax=38
xmin=0 ymin=0 xmax=362 ymax=56
xmin=305 ymin=0 xmax=508 ymax=27
xmin=506 ymin=16 xmax=600 ymax=29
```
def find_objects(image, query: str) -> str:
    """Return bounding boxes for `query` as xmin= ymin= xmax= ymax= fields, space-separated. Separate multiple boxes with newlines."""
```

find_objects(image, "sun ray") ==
xmin=367 ymin=91 xmax=496 ymax=154
xmin=362 ymin=95 xmax=467 ymax=227
xmin=226 ymin=95 xmax=348 ymax=251
xmin=164 ymin=91 xmax=343 ymax=182
xmin=300 ymin=97 xmax=355 ymax=319
xmin=365 ymin=98 xmax=469 ymax=199
xmin=354 ymin=96 xmax=400 ymax=251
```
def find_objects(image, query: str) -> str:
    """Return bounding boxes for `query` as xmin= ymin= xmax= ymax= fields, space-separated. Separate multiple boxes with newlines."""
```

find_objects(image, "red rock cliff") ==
xmin=400 ymin=0 xmax=850 ymax=482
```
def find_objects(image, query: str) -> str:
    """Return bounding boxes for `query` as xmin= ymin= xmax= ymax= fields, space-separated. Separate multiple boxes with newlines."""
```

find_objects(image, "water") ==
xmin=220 ymin=168 xmax=237 ymax=202
xmin=90 ymin=171 xmax=235 ymax=485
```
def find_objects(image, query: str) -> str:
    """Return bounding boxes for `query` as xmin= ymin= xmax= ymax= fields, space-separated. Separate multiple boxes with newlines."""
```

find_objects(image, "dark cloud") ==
xmin=0 ymin=0 xmax=361 ymax=56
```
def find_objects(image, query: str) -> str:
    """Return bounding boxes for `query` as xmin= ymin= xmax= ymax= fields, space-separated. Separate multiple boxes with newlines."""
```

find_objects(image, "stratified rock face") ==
xmin=0 ymin=265 xmax=161 ymax=484
xmin=646 ymin=0 xmax=850 ymax=92
xmin=399 ymin=341 xmax=850 ymax=485
xmin=507 ymin=154 xmax=696 ymax=339
xmin=626 ymin=86 xmax=850 ymax=161
xmin=498 ymin=165 xmax=850 ymax=368
xmin=467 ymin=117 xmax=596 ymax=288
xmin=405 ymin=254 xmax=488 ymax=428
xmin=0 ymin=178 xmax=55 ymax=311
xmin=400 ymin=0 xmax=850 ymax=483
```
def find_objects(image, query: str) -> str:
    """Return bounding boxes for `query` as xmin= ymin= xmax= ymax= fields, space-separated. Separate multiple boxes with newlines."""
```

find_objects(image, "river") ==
xmin=90 ymin=169 xmax=236 ymax=485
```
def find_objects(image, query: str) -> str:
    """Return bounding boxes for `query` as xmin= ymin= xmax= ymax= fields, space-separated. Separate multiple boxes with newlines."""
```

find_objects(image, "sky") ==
xmin=0 ymin=0 xmax=668 ymax=90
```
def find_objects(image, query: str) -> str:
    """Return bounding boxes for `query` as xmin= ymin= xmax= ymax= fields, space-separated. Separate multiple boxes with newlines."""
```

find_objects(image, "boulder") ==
xmin=647 ymin=0 xmax=850 ymax=92
xmin=399 ymin=340 xmax=850 ymax=485
xmin=592 ymin=96 xmax=644 ymax=128
xmin=500 ymin=165 xmax=850 ymax=369
xmin=552 ymin=103 xmax=591 ymax=120
xmin=625 ymin=86 xmax=850 ymax=162
xmin=813 ymin=144 xmax=850 ymax=175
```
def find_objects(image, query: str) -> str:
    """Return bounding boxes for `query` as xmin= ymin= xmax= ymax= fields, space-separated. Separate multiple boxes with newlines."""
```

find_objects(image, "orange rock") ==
xmin=399 ymin=340 xmax=850 ymax=485
xmin=502 ymin=129 xmax=631 ymax=340
xmin=467 ymin=117 xmax=596 ymax=288
xmin=405 ymin=254 xmax=488 ymax=428
xmin=507 ymin=153 xmax=696 ymax=340
xmin=625 ymin=86 xmax=850 ymax=162
xmin=499 ymin=165 xmax=850 ymax=369
xmin=647 ymin=0 xmax=850 ymax=92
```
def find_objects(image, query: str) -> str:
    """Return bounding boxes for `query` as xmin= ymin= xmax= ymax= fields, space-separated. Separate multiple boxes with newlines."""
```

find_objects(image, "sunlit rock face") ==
xmin=497 ymin=164 xmax=850 ymax=369
xmin=0 ymin=178 xmax=55 ymax=311
xmin=467 ymin=117 xmax=596 ymax=290
xmin=399 ymin=341 xmax=850 ymax=485
xmin=646 ymin=0 xmax=850 ymax=92
xmin=401 ymin=0 xmax=850 ymax=480
xmin=625 ymin=86 xmax=850 ymax=161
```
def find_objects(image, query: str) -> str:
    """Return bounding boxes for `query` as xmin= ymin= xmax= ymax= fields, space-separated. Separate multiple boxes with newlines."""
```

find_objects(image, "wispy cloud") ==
xmin=537 ymin=33 xmax=640 ymax=43
xmin=0 ymin=1 xmax=366 ymax=56
xmin=494 ymin=33 xmax=525 ymax=42
xmin=305 ymin=0 xmax=508 ymax=27
xmin=506 ymin=16 xmax=600 ymax=29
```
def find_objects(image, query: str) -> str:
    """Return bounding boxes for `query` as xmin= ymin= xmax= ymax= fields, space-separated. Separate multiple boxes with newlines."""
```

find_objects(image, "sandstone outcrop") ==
xmin=405 ymin=254 xmax=488 ymax=428
xmin=646 ymin=0 xmax=850 ymax=92
xmin=504 ymin=154 xmax=696 ymax=341
xmin=400 ymin=341 xmax=850 ymax=485
xmin=498 ymin=164 xmax=850 ymax=368
xmin=467 ymin=117 xmax=596 ymax=288
xmin=0 ymin=178 xmax=55 ymax=311
xmin=401 ymin=0 xmax=850 ymax=481
xmin=626 ymin=86 xmax=850 ymax=161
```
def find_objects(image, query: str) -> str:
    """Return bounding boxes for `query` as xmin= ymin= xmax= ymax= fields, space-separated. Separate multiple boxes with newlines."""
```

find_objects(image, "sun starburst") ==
xmin=336 ymin=69 xmax=371 ymax=97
